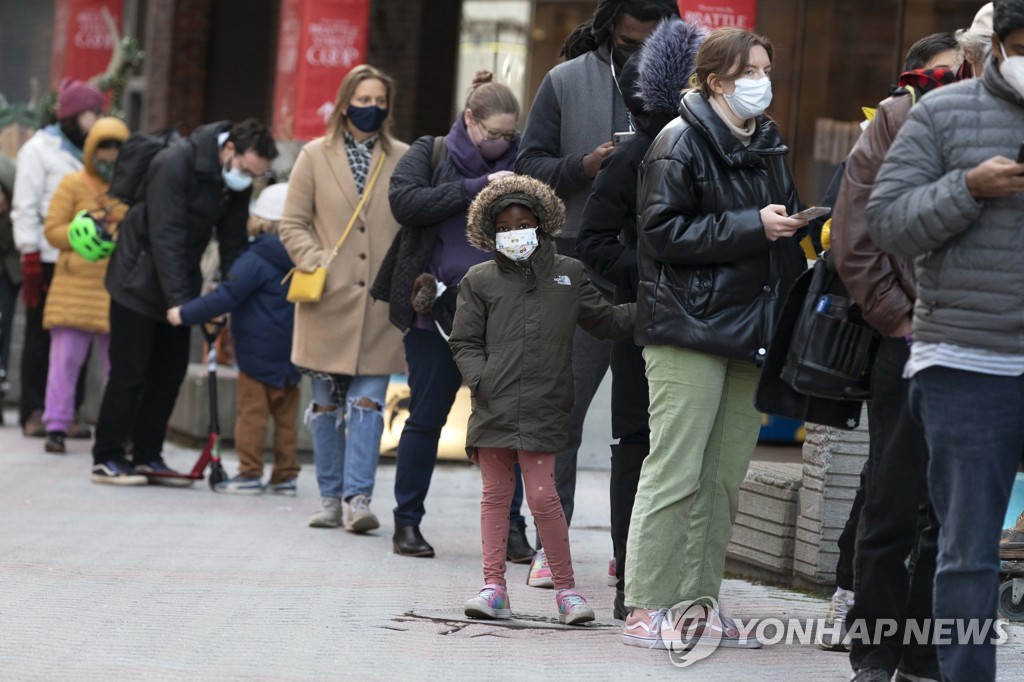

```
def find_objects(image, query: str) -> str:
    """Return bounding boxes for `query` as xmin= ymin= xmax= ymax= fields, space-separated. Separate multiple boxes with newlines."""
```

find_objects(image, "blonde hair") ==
xmin=247 ymin=215 xmax=279 ymax=238
xmin=326 ymin=64 xmax=397 ymax=154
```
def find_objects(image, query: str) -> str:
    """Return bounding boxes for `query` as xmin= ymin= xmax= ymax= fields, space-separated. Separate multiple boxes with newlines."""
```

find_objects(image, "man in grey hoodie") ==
xmin=515 ymin=0 xmax=678 ymax=586
xmin=867 ymin=1 xmax=1024 ymax=678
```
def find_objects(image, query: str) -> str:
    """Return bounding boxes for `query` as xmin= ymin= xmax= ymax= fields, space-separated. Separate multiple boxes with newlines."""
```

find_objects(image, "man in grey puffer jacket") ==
xmin=867 ymin=2 xmax=1024 ymax=678
xmin=513 ymin=0 xmax=677 ymax=575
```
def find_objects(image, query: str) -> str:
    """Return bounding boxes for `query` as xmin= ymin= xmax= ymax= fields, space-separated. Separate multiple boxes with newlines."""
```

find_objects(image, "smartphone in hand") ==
xmin=790 ymin=206 xmax=832 ymax=221
xmin=613 ymin=131 xmax=636 ymax=147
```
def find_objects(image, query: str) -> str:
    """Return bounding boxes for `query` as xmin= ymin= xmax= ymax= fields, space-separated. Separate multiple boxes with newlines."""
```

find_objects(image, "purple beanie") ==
xmin=57 ymin=79 xmax=104 ymax=120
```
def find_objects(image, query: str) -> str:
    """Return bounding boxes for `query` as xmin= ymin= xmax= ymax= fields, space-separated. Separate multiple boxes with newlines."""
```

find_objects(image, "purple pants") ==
xmin=43 ymin=326 xmax=110 ymax=433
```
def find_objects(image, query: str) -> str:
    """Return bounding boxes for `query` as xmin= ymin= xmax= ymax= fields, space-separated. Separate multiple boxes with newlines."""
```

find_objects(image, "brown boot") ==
xmin=22 ymin=409 xmax=45 ymax=438
xmin=67 ymin=417 xmax=93 ymax=440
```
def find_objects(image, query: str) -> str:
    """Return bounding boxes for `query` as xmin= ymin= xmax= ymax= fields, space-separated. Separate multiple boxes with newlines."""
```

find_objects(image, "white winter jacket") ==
xmin=12 ymin=126 xmax=83 ymax=264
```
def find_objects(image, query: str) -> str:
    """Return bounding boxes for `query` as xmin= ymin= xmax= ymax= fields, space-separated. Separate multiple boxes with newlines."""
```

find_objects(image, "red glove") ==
xmin=21 ymin=252 xmax=45 ymax=309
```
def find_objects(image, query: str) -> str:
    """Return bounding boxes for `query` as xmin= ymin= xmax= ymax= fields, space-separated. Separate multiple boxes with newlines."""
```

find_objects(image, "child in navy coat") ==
xmin=168 ymin=183 xmax=301 ymax=494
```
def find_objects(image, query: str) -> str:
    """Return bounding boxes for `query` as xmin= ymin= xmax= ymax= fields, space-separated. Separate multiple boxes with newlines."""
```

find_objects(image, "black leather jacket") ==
xmin=636 ymin=92 xmax=806 ymax=364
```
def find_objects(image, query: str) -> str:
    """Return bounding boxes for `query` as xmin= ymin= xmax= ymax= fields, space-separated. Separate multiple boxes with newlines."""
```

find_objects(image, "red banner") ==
xmin=50 ymin=0 xmax=123 ymax=89
xmin=273 ymin=0 xmax=372 ymax=141
xmin=678 ymin=1 xmax=758 ymax=30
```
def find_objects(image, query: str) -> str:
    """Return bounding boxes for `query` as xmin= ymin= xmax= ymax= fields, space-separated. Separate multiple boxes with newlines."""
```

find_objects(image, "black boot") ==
xmin=393 ymin=523 xmax=435 ymax=557
xmin=506 ymin=518 xmax=535 ymax=564
xmin=614 ymin=589 xmax=626 ymax=621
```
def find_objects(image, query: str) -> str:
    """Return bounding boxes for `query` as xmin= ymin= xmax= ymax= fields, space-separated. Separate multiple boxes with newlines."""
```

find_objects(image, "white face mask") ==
xmin=222 ymin=159 xmax=253 ymax=192
xmin=495 ymin=227 xmax=539 ymax=262
xmin=1000 ymin=43 xmax=1024 ymax=97
xmin=724 ymin=77 xmax=773 ymax=120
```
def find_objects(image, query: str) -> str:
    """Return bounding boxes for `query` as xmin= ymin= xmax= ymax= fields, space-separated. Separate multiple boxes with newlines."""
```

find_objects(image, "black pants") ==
xmin=835 ymin=464 xmax=867 ymax=591
xmin=849 ymin=338 xmax=939 ymax=676
xmin=0 ymin=271 xmax=20 ymax=389
xmin=609 ymin=335 xmax=650 ymax=592
xmin=536 ymin=237 xmax=614 ymax=548
xmin=19 ymin=263 xmax=54 ymax=425
xmin=92 ymin=299 xmax=191 ymax=465
xmin=19 ymin=263 xmax=86 ymax=426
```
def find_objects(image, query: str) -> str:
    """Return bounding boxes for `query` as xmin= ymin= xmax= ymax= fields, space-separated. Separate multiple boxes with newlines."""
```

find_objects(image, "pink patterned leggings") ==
xmin=477 ymin=447 xmax=575 ymax=589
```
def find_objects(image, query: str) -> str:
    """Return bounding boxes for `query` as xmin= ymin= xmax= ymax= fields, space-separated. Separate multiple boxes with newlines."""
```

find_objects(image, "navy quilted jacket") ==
xmin=180 ymin=234 xmax=299 ymax=388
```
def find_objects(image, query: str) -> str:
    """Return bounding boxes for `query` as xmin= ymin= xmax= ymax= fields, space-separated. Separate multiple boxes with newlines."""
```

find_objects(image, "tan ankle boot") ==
xmin=308 ymin=497 xmax=342 ymax=528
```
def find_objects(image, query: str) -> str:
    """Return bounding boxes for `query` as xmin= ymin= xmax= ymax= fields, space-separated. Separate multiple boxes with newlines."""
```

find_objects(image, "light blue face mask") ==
xmin=222 ymin=159 xmax=253 ymax=192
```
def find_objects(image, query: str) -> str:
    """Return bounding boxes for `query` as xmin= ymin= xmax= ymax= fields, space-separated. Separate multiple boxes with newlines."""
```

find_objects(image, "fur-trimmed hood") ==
xmin=636 ymin=18 xmax=708 ymax=114
xmin=466 ymin=174 xmax=565 ymax=252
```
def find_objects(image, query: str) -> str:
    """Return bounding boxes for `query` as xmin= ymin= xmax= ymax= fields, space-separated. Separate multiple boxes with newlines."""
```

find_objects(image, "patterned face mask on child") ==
xmin=495 ymin=227 xmax=539 ymax=262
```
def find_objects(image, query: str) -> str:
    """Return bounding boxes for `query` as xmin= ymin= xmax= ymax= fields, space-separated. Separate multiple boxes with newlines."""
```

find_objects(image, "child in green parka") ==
xmin=449 ymin=174 xmax=635 ymax=625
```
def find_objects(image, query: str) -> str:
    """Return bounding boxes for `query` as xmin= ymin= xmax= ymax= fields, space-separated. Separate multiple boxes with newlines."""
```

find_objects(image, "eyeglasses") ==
xmin=475 ymin=119 xmax=518 ymax=142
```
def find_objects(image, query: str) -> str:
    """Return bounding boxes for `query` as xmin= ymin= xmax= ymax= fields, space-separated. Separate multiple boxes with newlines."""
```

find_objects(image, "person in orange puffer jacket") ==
xmin=41 ymin=117 xmax=129 ymax=454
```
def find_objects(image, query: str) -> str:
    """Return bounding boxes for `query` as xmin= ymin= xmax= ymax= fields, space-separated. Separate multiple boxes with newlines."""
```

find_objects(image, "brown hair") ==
xmin=688 ymin=27 xmax=774 ymax=99
xmin=326 ymin=64 xmax=397 ymax=153
xmin=465 ymin=70 xmax=520 ymax=122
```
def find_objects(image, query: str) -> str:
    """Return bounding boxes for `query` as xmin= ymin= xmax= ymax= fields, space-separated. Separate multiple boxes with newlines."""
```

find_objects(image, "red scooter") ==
xmin=142 ymin=321 xmax=228 ymax=490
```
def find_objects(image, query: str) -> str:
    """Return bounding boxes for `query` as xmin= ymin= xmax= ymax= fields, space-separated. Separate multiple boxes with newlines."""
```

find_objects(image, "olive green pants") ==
xmin=624 ymin=345 xmax=762 ymax=609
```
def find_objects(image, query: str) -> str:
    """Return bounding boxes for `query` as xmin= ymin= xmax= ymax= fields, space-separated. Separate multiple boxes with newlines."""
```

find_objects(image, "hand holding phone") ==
xmin=790 ymin=206 xmax=832 ymax=221
xmin=613 ymin=131 xmax=636 ymax=147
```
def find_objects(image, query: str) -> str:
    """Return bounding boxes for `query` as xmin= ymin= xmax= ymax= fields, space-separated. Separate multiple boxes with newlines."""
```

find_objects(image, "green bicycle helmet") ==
xmin=68 ymin=210 xmax=115 ymax=262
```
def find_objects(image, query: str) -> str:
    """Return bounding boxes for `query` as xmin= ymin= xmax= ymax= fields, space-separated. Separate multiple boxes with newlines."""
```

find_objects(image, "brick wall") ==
xmin=793 ymin=410 xmax=869 ymax=587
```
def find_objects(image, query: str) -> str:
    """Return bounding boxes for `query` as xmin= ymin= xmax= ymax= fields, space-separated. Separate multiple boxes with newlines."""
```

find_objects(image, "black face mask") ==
xmin=612 ymin=43 xmax=641 ymax=70
xmin=59 ymin=119 xmax=87 ymax=151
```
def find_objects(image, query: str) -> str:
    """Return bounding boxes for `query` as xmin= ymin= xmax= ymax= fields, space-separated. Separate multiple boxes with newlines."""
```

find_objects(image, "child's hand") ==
xmin=166 ymin=306 xmax=183 ymax=326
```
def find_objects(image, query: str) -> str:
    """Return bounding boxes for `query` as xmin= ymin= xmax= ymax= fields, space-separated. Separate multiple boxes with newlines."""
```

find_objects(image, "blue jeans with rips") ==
xmin=908 ymin=365 xmax=1024 ymax=681
xmin=309 ymin=374 xmax=388 ymax=501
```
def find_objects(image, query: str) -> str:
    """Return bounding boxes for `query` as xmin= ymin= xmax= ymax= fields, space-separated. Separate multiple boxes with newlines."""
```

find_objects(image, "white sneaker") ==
xmin=816 ymin=587 xmax=854 ymax=651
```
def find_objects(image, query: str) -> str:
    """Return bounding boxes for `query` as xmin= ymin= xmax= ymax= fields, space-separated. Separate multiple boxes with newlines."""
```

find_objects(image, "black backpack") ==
xmin=108 ymin=128 xmax=183 ymax=204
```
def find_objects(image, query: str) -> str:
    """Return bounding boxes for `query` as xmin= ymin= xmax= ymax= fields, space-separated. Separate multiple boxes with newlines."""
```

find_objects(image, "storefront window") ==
xmin=455 ymin=1 xmax=531 ymax=116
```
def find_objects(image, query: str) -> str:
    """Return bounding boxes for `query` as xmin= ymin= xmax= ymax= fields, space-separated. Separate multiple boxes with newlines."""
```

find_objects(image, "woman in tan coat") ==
xmin=280 ymin=65 xmax=408 ymax=532
xmin=41 ymin=116 xmax=129 ymax=454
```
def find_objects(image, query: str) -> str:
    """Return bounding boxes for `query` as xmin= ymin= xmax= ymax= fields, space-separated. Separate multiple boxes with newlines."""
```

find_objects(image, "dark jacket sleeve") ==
xmin=638 ymin=153 xmax=771 ymax=266
xmin=832 ymin=96 xmax=915 ymax=336
xmin=389 ymin=136 xmax=466 ymax=227
xmin=178 ymin=250 xmax=263 ymax=326
xmin=576 ymin=144 xmax=640 ymax=289
xmin=867 ymin=102 xmax=983 ymax=258
xmin=576 ymin=263 xmax=635 ymax=339
xmin=217 ymin=193 xmax=250 ymax=278
xmin=449 ymin=273 xmax=489 ymax=395
xmin=146 ymin=148 xmax=193 ymax=307
xmin=514 ymin=73 xmax=587 ymax=193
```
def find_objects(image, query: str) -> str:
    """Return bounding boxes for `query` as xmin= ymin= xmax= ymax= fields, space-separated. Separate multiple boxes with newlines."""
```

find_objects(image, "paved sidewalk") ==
xmin=1 ymin=424 xmax=1021 ymax=681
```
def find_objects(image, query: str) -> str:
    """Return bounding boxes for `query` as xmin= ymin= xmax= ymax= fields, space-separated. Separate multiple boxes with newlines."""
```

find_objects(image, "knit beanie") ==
xmin=251 ymin=183 xmax=289 ymax=221
xmin=57 ymin=79 xmax=104 ymax=120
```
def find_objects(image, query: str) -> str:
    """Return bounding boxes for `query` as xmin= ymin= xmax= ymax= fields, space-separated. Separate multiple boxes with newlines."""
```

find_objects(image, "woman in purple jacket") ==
xmin=374 ymin=72 xmax=532 ymax=560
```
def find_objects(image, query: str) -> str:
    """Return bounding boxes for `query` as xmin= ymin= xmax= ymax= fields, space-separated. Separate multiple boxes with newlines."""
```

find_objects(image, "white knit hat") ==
xmin=251 ymin=183 xmax=288 ymax=221
xmin=969 ymin=2 xmax=993 ymax=36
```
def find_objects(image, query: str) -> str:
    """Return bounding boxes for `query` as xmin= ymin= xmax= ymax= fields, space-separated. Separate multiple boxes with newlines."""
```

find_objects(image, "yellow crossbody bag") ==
xmin=283 ymin=153 xmax=386 ymax=303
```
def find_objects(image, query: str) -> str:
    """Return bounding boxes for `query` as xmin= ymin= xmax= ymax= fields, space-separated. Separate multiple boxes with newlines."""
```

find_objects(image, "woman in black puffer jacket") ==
xmin=622 ymin=28 xmax=808 ymax=649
